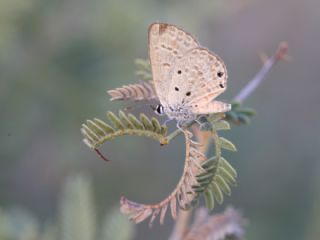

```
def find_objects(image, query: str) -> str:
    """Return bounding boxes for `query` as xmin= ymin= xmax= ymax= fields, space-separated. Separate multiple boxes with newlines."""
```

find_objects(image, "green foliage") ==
xmin=101 ymin=208 xmax=135 ymax=240
xmin=81 ymin=111 xmax=168 ymax=149
xmin=59 ymin=175 xmax=96 ymax=240
xmin=0 ymin=208 xmax=40 ymax=240
xmin=190 ymin=116 xmax=238 ymax=211
xmin=225 ymin=102 xmax=256 ymax=125
xmin=0 ymin=175 xmax=135 ymax=240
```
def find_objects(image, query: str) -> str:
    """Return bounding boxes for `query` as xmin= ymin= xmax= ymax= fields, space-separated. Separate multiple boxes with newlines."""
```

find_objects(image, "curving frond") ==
xmin=183 ymin=207 xmax=245 ymax=240
xmin=107 ymin=81 xmax=158 ymax=102
xmin=81 ymin=111 xmax=167 ymax=150
xmin=120 ymin=130 xmax=207 ymax=227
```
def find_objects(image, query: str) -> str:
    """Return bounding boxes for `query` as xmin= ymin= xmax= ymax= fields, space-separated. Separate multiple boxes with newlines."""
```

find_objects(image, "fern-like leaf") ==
xmin=81 ymin=111 xmax=167 ymax=150
xmin=107 ymin=81 xmax=157 ymax=102
xmin=190 ymin=116 xmax=238 ymax=211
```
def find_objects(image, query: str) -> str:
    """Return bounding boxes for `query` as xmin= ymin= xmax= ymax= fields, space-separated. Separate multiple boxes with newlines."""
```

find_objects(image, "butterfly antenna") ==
xmin=94 ymin=148 xmax=110 ymax=162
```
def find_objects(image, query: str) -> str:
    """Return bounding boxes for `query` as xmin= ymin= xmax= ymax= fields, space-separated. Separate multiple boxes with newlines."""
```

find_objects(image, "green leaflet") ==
xmin=128 ymin=114 xmax=144 ymax=130
xmin=214 ymin=175 xmax=231 ymax=196
xmin=219 ymin=137 xmax=237 ymax=152
xmin=119 ymin=111 xmax=134 ymax=129
xmin=214 ymin=120 xmax=231 ymax=131
xmin=210 ymin=182 xmax=224 ymax=204
xmin=93 ymin=118 xmax=114 ymax=133
xmin=220 ymin=157 xmax=237 ymax=178
xmin=204 ymin=190 xmax=215 ymax=210
xmin=151 ymin=117 xmax=162 ymax=133
xmin=107 ymin=111 xmax=124 ymax=130
xmin=140 ymin=114 xmax=154 ymax=131
xmin=218 ymin=167 xmax=237 ymax=186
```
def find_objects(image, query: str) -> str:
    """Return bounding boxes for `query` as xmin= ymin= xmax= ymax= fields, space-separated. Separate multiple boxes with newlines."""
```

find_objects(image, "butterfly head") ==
xmin=153 ymin=104 xmax=165 ymax=115
xmin=152 ymin=103 xmax=196 ymax=122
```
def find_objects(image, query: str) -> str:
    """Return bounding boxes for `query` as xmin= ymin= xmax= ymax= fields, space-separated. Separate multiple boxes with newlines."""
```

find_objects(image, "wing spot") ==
xmin=177 ymin=70 xmax=182 ymax=74
xmin=217 ymin=72 xmax=224 ymax=78
xmin=175 ymin=86 xmax=179 ymax=91
xmin=219 ymin=83 xmax=225 ymax=88
xmin=186 ymin=91 xmax=191 ymax=96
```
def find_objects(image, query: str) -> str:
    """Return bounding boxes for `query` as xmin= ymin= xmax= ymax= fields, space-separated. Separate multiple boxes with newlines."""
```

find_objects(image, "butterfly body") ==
xmin=149 ymin=23 xmax=231 ymax=122
xmin=163 ymin=104 xmax=197 ymax=122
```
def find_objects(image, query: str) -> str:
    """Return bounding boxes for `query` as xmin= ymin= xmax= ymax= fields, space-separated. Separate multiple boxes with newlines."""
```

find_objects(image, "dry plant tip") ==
xmin=94 ymin=148 xmax=111 ymax=162
xmin=275 ymin=41 xmax=290 ymax=61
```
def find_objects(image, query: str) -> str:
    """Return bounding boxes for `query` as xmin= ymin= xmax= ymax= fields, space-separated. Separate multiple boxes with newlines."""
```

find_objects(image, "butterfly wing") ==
xmin=191 ymin=100 xmax=231 ymax=114
xmin=148 ymin=23 xmax=199 ymax=104
xmin=166 ymin=47 xmax=230 ymax=114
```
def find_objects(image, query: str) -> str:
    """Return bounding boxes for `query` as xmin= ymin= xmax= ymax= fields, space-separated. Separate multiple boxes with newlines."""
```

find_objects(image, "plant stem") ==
xmin=233 ymin=42 xmax=288 ymax=103
xmin=164 ymin=120 xmax=195 ymax=144
xmin=168 ymin=210 xmax=192 ymax=240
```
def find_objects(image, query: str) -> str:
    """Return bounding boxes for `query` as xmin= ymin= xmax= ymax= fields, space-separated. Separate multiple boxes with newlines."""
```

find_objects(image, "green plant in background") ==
xmin=81 ymin=40 xmax=288 ymax=239
xmin=0 ymin=175 xmax=135 ymax=240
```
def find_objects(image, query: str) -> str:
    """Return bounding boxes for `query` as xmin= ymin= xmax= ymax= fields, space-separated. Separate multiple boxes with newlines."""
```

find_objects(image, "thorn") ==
xmin=94 ymin=148 xmax=110 ymax=162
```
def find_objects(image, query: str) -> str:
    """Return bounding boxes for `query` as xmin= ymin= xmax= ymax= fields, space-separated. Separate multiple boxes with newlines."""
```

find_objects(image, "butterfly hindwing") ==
xmin=167 ymin=47 xmax=228 ymax=110
xmin=191 ymin=100 xmax=231 ymax=114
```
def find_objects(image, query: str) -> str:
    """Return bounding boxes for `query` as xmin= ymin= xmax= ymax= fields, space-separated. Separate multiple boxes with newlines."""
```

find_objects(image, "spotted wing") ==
xmin=166 ymin=47 xmax=229 ymax=114
xmin=148 ymin=23 xmax=199 ymax=104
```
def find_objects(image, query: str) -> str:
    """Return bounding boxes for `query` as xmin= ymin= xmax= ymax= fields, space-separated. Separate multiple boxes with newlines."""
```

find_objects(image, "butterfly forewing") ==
xmin=148 ymin=23 xmax=199 ymax=105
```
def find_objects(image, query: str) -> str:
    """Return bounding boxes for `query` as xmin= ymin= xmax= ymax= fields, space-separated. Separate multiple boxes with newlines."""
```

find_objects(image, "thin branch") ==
xmin=163 ymin=120 xmax=195 ymax=145
xmin=233 ymin=42 xmax=288 ymax=103
xmin=168 ymin=210 xmax=192 ymax=240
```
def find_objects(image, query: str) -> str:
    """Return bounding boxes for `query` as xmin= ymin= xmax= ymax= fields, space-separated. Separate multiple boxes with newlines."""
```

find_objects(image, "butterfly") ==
xmin=149 ymin=23 xmax=231 ymax=123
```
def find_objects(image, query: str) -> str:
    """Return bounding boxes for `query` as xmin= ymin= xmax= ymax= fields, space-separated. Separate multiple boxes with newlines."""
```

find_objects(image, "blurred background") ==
xmin=1 ymin=0 xmax=320 ymax=239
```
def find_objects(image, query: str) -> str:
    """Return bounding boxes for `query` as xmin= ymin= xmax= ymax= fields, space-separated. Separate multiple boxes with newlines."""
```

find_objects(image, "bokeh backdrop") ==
xmin=1 ymin=0 xmax=320 ymax=239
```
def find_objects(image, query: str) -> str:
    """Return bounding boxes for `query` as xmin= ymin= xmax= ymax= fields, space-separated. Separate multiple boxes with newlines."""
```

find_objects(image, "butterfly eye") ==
xmin=154 ymin=104 xmax=164 ymax=115
xmin=186 ymin=91 xmax=191 ymax=96
xmin=217 ymin=71 xmax=224 ymax=78
xmin=177 ymin=70 xmax=182 ymax=74
xmin=175 ymin=87 xmax=179 ymax=91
